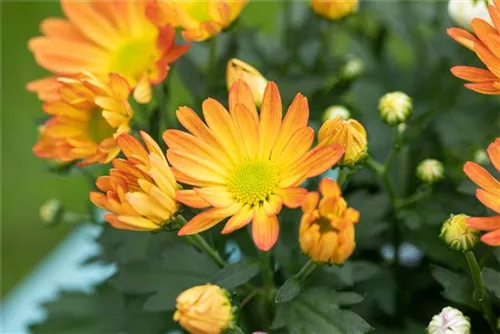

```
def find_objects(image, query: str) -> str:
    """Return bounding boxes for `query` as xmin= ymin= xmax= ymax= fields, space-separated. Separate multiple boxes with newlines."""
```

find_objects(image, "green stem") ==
xmin=396 ymin=186 xmax=431 ymax=210
xmin=337 ymin=167 xmax=349 ymax=187
xmin=175 ymin=215 xmax=227 ymax=268
xmin=465 ymin=251 xmax=498 ymax=334
xmin=260 ymin=251 xmax=275 ymax=291
xmin=294 ymin=259 xmax=318 ymax=283
xmin=364 ymin=156 xmax=384 ymax=176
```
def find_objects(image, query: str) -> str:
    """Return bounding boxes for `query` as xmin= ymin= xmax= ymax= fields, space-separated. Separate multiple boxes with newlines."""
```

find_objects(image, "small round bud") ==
xmin=311 ymin=0 xmax=358 ymax=20
xmin=341 ymin=57 xmax=365 ymax=80
xmin=378 ymin=91 xmax=412 ymax=126
xmin=426 ymin=306 xmax=471 ymax=334
xmin=322 ymin=105 xmax=351 ymax=122
xmin=440 ymin=214 xmax=479 ymax=252
xmin=39 ymin=199 xmax=63 ymax=226
xmin=174 ymin=284 xmax=234 ymax=334
xmin=416 ymin=159 xmax=444 ymax=184
xmin=473 ymin=149 xmax=489 ymax=165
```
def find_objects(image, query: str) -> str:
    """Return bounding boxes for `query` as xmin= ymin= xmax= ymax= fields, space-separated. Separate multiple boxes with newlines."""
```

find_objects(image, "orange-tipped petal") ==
xmin=252 ymin=208 xmax=279 ymax=251
xmin=302 ymin=191 xmax=319 ymax=213
xmin=195 ymin=186 xmax=235 ymax=208
xmin=278 ymin=187 xmax=307 ymax=208
xmin=481 ymin=228 xmax=500 ymax=246
xmin=487 ymin=138 xmax=500 ymax=171
xmin=228 ymin=80 xmax=258 ymax=121
xmin=221 ymin=206 xmax=254 ymax=234
xmin=447 ymin=27 xmax=481 ymax=51
xmin=463 ymin=82 xmax=500 ymax=94
xmin=471 ymin=18 xmax=497 ymax=46
xmin=467 ymin=216 xmax=500 ymax=231
xmin=258 ymin=82 xmax=282 ymax=159
xmin=176 ymin=189 xmax=210 ymax=209
xmin=178 ymin=205 xmax=239 ymax=236
xmin=319 ymin=178 xmax=342 ymax=197
xmin=464 ymin=161 xmax=500 ymax=195
xmin=450 ymin=66 xmax=498 ymax=83
xmin=476 ymin=188 xmax=500 ymax=213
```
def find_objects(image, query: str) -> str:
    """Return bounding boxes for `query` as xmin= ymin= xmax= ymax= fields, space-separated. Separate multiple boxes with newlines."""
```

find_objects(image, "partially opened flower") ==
xmin=90 ymin=131 xmax=179 ymax=231
xmin=33 ymin=73 xmax=133 ymax=166
xmin=163 ymin=80 xmax=344 ymax=251
xmin=174 ymin=284 xmax=234 ymax=334
xmin=463 ymin=137 xmax=500 ymax=246
xmin=299 ymin=178 xmax=359 ymax=264
xmin=447 ymin=0 xmax=500 ymax=94
xmin=226 ymin=58 xmax=268 ymax=106
xmin=147 ymin=0 xmax=248 ymax=42
xmin=27 ymin=0 xmax=190 ymax=103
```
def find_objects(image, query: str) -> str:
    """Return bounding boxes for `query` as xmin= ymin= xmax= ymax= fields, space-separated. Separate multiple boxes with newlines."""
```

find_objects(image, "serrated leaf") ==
xmin=482 ymin=267 xmax=500 ymax=299
xmin=431 ymin=265 xmax=478 ymax=309
xmin=112 ymin=242 xmax=219 ymax=312
xmin=275 ymin=277 xmax=302 ymax=304
xmin=212 ymin=258 xmax=260 ymax=289
xmin=273 ymin=287 xmax=372 ymax=334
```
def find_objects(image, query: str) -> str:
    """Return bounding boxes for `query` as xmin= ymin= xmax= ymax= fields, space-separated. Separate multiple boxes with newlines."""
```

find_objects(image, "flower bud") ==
xmin=448 ymin=0 xmax=492 ymax=30
xmin=299 ymin=178 xmax=360 ymax=264
xmin=174 ymin=284 xmax=234 ymax=334
xmin=341 ymin=56 xmax=365 ymax=80
xmin=322 ymin=105 xmax=351 ymax=122
xmin=39 ymin=199 xmax=63 ymax=226
xmin=378 ymin=91 xmax=412 ymax=126
xmin=311 ymin=0 xmax=359 ymax=20
xmin=416 ymin=159 xmax=444 ymax=184
xmin=318 ymin=117 xmax=368 ymax=166
xmin=426 ymin=306 xmax=471 ymax=334
xmin=226 ymin=58 xmax=268 ymax=106
xmin=440 ymin=214 xmax=479 ymax=251
xmin=473 ymin=149 xmax=489 ymax=165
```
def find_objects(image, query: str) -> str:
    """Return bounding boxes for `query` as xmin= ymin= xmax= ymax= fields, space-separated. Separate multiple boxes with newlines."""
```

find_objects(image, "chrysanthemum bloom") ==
xmin=226 ymin=58 xmax=268 ymax=106
xmin=174 ymin=284 xmax=233 ymax=334
xmin=310 ymin=0 xmax=358 ymax=20
xmin=378 ymin=91 xmax=412 ymax=126
xmin=416 ymin=159 xmax=444 ymax=184
xmin=318 ymin=116 xmax=367 ymax=166
xmin=447 ymin=0 xmax=500 ymax=95
xmin=440 ymin=214 xmax=479 ymax=251
xmin=299 ymin=178 xmax=359 ymax=264
xmin=27 ymin=0 xmax=190 ymax=103
xmin=163 ymin=80 xmax=344 ymax=251
xmin=426 ymin=306 xmax=471 ymax=334
xmin=90 ymin=131 xmax=178 ymax=231
xmin=147 ymin=0 xmax=249 ymax=42
xmin=463 ymin=138 xmax=500 ymax=246
xmin=33 ymin=73 xmax=133 ymax=166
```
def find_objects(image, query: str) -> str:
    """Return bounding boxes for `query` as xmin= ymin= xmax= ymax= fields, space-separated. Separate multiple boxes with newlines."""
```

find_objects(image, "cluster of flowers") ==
xmin=29 ymin=0 xmax=500 ymax=333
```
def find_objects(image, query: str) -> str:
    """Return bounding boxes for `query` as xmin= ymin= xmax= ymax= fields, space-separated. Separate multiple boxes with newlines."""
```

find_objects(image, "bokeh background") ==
xmin=0 ymin=0 xmax=279 ymax=298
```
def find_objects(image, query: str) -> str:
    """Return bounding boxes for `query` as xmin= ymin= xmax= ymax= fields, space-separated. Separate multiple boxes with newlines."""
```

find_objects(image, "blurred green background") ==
xmin=0 ymin=0 xmax=279 ymax=298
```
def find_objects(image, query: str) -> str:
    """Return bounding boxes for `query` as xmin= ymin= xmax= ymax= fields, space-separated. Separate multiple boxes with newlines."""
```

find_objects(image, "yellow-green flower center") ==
xmin=88 ymin=109 xmax=115 ymax=143
xmin=227 ymin=161 xmax=278 ymax=206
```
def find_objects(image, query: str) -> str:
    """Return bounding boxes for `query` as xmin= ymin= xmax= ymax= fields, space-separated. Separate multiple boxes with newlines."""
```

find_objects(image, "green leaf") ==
xmin=275 ymin=277 xmax=302 ymax=304
xmin=29 ymin=284 xmax=174 ymax=334
xmin=272 ymin=287 xmax=372 ymax=334
xmin=482 ymin=267 xmax=500 ymax=299
xmin=212 ymin=258 xmax=260 ymax=289
xmin=430 ymin=265 xmax=478 ymax=309
xmin=112 ymin=242 xmax=219 ymax=312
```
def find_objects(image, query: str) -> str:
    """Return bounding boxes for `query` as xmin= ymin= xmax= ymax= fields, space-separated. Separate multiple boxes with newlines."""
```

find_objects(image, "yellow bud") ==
xmin=322 ymin=105 xmax=351 ymax=122
xmin=318 ymin=117 xmax=368 ymax=166
xmin=299 ymin=178 xmax=360 ymax=264
xmin=174 ymin=284 xmax=233 ymax=334
xmin=311 ymin=0 xmax=359 ymax=20
xmin=39 ymin=199 xmax=63 ymax=226
xmin=416 ymin=159 xmax=444 ymax=184
xmin=226 ymin=58 xmax=268 ymax=106
xmin=440 ymin=214 xmax=479 ymax=252
xmin=379 ymin=91 xmax=412 ymax=126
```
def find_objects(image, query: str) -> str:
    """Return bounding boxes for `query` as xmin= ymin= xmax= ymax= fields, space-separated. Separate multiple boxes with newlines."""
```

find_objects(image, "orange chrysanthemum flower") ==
xmin=299 ymin=178 xmax=359 ymax=264
xmin=33 ymin=72 xmax=133 ymax=166
xmin=163 ymin=80 xmax=344 ymax=251
xmin=90 ymin=131 xmax=179 ymax=231
xmin=447 ymin=0 xmax=500 ymax=94
xmin=463 ymin=138 xmax=500 ymax=246
xmin=27 ymin=0 xmax=190 ymax=103
xmin=147 ymin=0 xmax=248 ymax=42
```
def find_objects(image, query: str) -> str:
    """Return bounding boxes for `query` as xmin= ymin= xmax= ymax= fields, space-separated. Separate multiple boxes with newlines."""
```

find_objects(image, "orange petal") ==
xmin=26 ymin=76 xmax=62 ymax=102
xmin=116 ymin=215 xmax=161 ymax=231
xmin=467 ymin=216 xmax=500 ymax=231
xmin=319 ymin=178 xmax=341 ymax=197
xmin=252 ymin=208 xmax=279 ymax=251
xmin=471 ymin=18 xmax=497 ymax=46
xmin=263 ymin=195 xmax=283 ymax=216
xmin=176 ymin=106 xmax=222 ymax=151
xmin=474 ymin=42 xmax=500 ymax=78
xmin=195 ymin=186 xmax=236 ymax=208
xmin=447 ymin=27 xmax=481 ymax=51
xmin=40 ymin=17 xmax=87 ymax=42
xmin=463 ymin=161 xmax=500 ymax=196
xmin=133 ymin=75 xmax=152 ymax=103
xmin=232 ymin=103 xmax=259 ymax=159
xmin=450 ymin=66 xmax=498 ymax=82
xmin=117 ymin=133 xmax=149 ymax=164
xmin=302 ymin=191 xmax=319 ymax=213
xmin=258 ymin=82 xmax=282 ymax=159
xmin=489 ymin=5 xmax=500 ymax=31
xmin=487 ymin=138 xmax=500 ymax=172
xmin=222 ymin=206 xmax=254 ymax=234
xmin=176 ymin=189 xmax=210 ymax=209
xmin=463 ymin=82 xmax=500 ymax=94
xmin=278 ymin=187 xmax=307 ymax=208
xmin=167 ymin=149 xmax=228 ymax=184
xmin=178 ymin=204 xmax=239 ymax=235
xmin=481 ymin=229 xmax=500 ymax=246
xmin=228 ymin=80 xmax=258 ymax=122
xmin=273 ymin=127 xmax=314 ymax=166
xmin=476 ymin=188 xmax=500 ymax=213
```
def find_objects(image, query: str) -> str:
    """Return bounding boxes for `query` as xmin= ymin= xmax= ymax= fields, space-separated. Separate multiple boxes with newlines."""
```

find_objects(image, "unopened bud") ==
xmin=426 ymin=306 xmax=471 ymax=334
xmin=379 ymin=91 xmax=412 ymax=126
xmin=39 ymin=199 xmax=63 ymax=226
xmin=322 ymin=105 xmax=351 ymax=122
xmin=440 ymin=214 xmax=479 ymax=251
xmin=416 ymin=159 xmax=444 ymax=184
xmin=226 ymin=58 xmax=268 ymax=106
